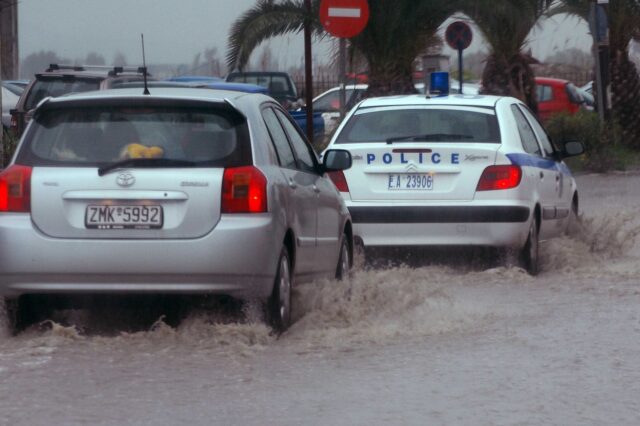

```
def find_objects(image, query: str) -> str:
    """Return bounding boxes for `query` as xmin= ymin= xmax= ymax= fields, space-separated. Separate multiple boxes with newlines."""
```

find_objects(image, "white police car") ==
xmin=324 ymin=89 xmax=584 ymax=275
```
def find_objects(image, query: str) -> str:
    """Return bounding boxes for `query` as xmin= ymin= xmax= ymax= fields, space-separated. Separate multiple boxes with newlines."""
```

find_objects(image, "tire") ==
xmin=520 ymin=218 xmax=539 ymax=276
xmin=1 ymin=297 xmax=20 ymax=337
xmin=335 ymin=234 xmax=351 ymax=280
xmin=566 ymin=199 xmax=580 ymax=236
xmin=267 ymin=246 xmax=292 ymax=332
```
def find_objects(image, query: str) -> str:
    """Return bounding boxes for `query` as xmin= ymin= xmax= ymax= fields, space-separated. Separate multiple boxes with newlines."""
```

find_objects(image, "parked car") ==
xmin=312 ymin=84 xmax=369 ymax=135
xmin=225 ymin=71 xmax=299 ymax=107
xmin=10 ymin=64 xmax=151 ymax=137
xmin=314 ymin=80 xmax=481 ymax=137
xmin=2 ymin=80 xmax=27 ymax=96
xmin=0 ymin=87 xmax=353 ymax=334
xmin=535 ymin=77 xmax=590 ymax=122
xmin=323 ymin=92 xmax=584 ymax=275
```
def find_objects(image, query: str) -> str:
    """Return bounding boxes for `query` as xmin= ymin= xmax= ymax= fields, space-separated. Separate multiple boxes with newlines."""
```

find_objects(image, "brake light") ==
xmin=476 ymin=165 xmax=522 ymax=191
xmin=328 ymin=171 xmax=350 ymax=192
xmin=0 ymin=165 xmax=32 ymax=212
xmin=221 ymin=166 xmax=268 ymax=213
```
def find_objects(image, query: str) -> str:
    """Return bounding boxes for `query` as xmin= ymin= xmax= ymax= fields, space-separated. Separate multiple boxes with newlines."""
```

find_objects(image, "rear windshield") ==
xmin=336 ymin=107 xmax=501 ymax=144
xmin=24 ymin=78 xmax=102 ymax=110
xmin=18 ymin=105 xmax=251 ymax=167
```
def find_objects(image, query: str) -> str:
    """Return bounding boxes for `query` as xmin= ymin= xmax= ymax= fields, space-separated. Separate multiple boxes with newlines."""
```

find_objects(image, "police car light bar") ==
xmin=430 ymin=72 xmax=450 ymax=97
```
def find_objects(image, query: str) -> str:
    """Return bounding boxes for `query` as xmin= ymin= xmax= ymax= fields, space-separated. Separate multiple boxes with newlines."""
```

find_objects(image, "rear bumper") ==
xmin=348 ymin=202 xmax=532 ymax=248
xmin=0 ymin=213 xmax=281 ymax=298
xmin=349 ymin=206 xmax=530 ymax=224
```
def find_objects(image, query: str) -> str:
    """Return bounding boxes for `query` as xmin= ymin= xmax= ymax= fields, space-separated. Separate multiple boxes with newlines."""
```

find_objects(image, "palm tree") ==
xmin=462 ymin=0 xmax=553 ymax=112
xmin=226 ymin=0 xmax=457 ymax=96
xmin=555 ymin=0 xmax=640 ymax=148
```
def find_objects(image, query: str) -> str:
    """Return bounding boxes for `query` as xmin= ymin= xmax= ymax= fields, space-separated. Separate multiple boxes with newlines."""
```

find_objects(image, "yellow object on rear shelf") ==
xmin=120 ymin=143 xmax=164 ymax=159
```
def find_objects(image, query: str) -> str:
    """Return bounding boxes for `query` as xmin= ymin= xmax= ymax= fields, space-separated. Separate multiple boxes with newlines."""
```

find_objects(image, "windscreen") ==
xmin=25 ymin=78 xmax=101 ymax=110
xmin=336 ymin=107 xmax=501 ymax=144
xmin=19 ymin=105 xmax=251 ymax=167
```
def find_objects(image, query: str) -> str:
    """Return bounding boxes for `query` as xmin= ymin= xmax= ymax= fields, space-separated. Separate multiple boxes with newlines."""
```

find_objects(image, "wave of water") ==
xmin=2 ymin=210 xmax=639 ymax=353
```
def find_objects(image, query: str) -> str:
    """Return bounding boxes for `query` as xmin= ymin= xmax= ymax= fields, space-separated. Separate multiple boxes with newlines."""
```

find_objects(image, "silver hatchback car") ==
xmin=0 ymin=88 xmax=353 ymax=333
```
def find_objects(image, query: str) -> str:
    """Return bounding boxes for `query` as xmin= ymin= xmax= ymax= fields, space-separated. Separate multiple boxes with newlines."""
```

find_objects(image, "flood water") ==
xmin=2 ymin=170 xmax=640 ymax=425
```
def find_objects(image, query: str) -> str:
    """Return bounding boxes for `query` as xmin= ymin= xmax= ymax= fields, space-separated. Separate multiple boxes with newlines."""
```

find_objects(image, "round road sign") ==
xmin=320 ymin=0 xmax=370 ymax=39
xmin=445 ymin=21 xmax=473 ymax=50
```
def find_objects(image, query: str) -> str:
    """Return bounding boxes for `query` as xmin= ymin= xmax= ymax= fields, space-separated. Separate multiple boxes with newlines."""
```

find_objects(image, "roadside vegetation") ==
xmin=1 ymin=132 xmax=18 ymax=168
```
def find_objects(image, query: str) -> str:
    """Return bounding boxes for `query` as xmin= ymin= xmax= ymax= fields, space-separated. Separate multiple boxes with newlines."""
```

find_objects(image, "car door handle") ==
xmin=539 ymin=171 xmax=544 ymax=179
xmin=288 ymin=179 xmax=297 ymax=189
xmin=556 ymin=174 xmax=561 ymax=182
xmin=313 ymin=184 xmax=321 ymax=193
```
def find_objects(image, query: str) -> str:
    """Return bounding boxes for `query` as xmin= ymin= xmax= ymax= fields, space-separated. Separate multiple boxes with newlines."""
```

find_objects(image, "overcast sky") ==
xmin=18 ymin=0 xmax=594 ymax=69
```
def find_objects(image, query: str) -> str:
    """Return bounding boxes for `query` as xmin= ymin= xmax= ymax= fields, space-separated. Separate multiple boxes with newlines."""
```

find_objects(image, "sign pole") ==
xmin=458 ymin=45 xmax=463 ymax=94
xmin=304 ymin=0 xmax=314 ymax=144
xmin=445 ymin=21 xmax=473 ymax=95
xmin=339 ymin=37 xmax=346 ymax=119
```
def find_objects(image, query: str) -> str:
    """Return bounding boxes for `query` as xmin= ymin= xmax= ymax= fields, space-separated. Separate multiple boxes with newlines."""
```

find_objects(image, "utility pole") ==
xmin=590 ymin=0 xmax=610 ymax=121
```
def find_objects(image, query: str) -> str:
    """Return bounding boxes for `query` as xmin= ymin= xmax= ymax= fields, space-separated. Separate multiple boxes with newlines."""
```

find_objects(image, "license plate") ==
xmin=387 ymin=174 xmax=434 ymax=190
xmin=85 ymin=204 xmax=163 ymax=229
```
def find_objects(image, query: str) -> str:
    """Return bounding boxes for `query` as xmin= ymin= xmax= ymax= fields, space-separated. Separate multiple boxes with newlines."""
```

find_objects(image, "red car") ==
xmin=535 ymin=77 xmax=588 ymax=122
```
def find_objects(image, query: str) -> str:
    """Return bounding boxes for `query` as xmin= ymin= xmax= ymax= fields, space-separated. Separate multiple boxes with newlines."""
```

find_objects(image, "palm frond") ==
xmin=226 ymin=0 xmax=323 ymax=71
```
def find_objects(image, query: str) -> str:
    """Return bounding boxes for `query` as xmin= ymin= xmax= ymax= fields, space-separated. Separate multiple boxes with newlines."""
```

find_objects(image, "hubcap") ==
xmin=278 ymin=256 xmax=291 ymax=322
xmin=340 ymin=242 xmax=350 ymax=276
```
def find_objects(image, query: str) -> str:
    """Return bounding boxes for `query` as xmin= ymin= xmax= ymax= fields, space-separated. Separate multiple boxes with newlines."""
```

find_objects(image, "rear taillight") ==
xmin=221 ymin=166 xmax=268 ymax=213
xmin=476 ymin=165 xmax=522 ymax=191
xmin=328 ymin=171 xmax=350 ymax=192
xmin=0 ymin=165 xmax=32 ymax=212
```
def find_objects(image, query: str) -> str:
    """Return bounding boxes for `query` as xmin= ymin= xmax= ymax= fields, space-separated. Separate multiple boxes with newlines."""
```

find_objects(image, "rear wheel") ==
xmin=520 ymin=218 xmax=539 ymax=275
xmin=566 ymin=199 xmax=580 ymax=236
xmin=267 ymin=246 xmax=292 ymax=332
xmin=335 ymin=234 xmax=351 ymax=280
xmin=0 ymin=296 xmax=36 ymax=336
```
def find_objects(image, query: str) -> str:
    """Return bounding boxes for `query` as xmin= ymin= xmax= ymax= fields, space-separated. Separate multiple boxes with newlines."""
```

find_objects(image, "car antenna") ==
xmin=141 ymin=33 xmax=150 ymax=95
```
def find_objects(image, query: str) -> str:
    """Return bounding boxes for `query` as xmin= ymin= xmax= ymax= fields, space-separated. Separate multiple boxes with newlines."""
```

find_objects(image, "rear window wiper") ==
xmin=386 ymin=133 xmax=474 ymax=144
xmin=98 ymin=158 xmax=197 ymax=176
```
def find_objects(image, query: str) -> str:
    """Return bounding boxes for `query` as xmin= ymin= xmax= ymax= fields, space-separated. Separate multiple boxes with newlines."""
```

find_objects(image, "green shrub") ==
xmin=2 ymin=131 xmax=19 ymax=167
xmin=545 ymin=110 xmax=625 ymax=173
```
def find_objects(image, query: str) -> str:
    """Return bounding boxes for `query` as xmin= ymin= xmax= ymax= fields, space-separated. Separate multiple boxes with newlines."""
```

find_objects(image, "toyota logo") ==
xmin=116 ymin=172 xmax=135 ymax=187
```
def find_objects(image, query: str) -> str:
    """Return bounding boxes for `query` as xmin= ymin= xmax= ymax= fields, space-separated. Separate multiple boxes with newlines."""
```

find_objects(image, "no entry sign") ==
xmin=445 ymin=21 xmax=473 ymax=50
xmin=320 ymin=0 xmax=370 ymax=38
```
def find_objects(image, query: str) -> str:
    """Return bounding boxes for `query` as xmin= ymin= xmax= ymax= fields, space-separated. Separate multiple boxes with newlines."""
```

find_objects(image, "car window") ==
xmin=314 ymin=89 xmax=356 ymax=112
xmin=228 ymin=74 xmax=294 ymax=98
xmin=518 ymin=105 xmax=556 ymax=158
xmin=565 ymin=83 xmax=583 ymax=105
xmin=262 ymin=107 xmax=297 ymax=169
xmin=24 ymin=78 xmax=102 ymax=110
xmin=273 ymin=109 xmax=317 ymax=174
xmin=511 ymin=105 xmax=542 ymax=156
xmin=336 ymin=108 xmax=501 ymax=143
xmin=19 ymin=105 xmax=251 ymax=167
xmin=536 ymin=84 xmax=553 ymax=102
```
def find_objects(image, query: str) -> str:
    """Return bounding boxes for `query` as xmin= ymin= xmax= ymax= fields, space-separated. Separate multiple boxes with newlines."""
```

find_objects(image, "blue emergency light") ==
xmin=430 ymin=72 xmax=450 ymax=96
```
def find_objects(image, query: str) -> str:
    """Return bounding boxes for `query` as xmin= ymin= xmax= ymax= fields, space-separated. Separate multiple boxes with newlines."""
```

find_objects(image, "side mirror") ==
xmin=322 ymin=149 xmax=352 ymax=172
xmin=562 ymin=141 xmax=585 ymax=158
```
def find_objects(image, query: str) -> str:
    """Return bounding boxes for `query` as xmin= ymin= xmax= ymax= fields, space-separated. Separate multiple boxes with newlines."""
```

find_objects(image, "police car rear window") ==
xmin=336 ymin=108 xmax=501 ymax=144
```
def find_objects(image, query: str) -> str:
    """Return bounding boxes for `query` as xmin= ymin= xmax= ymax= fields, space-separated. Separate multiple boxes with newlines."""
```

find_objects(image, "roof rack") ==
xmin=46 ymin=64 xmax=150 ymax=76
